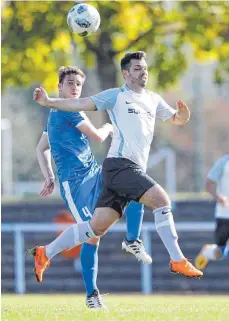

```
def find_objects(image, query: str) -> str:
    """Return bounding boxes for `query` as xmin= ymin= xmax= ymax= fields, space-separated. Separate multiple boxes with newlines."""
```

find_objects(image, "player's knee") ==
xmin=93 ymin=226 xmax=108 ymax=237
xmin=153 ymin=206 xmax=178 ymax=239
xmin=158 ymin=197 xmax=171 ymax=208
xmin=153 ymin=190 xmax=171 ymax=209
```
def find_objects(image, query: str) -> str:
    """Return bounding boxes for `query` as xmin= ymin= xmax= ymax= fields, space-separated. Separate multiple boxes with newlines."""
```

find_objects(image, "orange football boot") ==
xmin=29 ymin=246 xmax=50 ymax=283
xmin=170 ymin=258 xmax=203 ymax=278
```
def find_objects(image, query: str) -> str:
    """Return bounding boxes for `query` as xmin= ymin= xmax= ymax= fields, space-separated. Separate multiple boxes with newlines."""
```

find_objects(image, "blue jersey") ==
xmin=45 ymin=109 xmax=99 ymax=183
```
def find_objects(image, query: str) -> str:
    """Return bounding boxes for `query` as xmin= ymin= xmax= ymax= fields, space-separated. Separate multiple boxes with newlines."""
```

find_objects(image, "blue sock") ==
xmin=80 ymin=243 xmax=98 ymax=296
xmin=219 ymin=245 xmax=229 ymax=259
xmin=125 ymin=201 xmax=144 ymax=241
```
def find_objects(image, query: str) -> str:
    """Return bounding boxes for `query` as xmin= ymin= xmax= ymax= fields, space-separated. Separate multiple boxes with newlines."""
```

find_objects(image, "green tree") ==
xmin=2 ymin=1 xmax=229 ymax=92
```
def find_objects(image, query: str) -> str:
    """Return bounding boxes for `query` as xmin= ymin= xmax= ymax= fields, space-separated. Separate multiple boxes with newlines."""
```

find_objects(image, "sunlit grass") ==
xmin=2 ymin=294 xmax=229 ymax=321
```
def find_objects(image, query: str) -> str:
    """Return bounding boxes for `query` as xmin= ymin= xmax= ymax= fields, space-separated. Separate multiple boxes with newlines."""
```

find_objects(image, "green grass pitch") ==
xmin=2 ymin=294 xmax=229 ymax=321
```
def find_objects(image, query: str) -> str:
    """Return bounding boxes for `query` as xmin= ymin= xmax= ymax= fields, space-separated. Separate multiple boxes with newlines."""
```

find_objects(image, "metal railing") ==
xmin=2 ymin=222 xmax=215 ymax=294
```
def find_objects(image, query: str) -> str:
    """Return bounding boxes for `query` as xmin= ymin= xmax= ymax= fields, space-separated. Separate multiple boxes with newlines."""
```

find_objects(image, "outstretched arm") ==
xmin=169 ymin=100 xmax=190 ymax=125
xmin=33 ymin=87 xmax=96 ymax=112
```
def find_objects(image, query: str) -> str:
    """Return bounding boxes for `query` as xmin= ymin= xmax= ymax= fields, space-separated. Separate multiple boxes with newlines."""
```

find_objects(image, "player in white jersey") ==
xmin=33 ymin=51 xmax=203 ymax=278
xmin=195 ymin=155 xmax=229 ymax=270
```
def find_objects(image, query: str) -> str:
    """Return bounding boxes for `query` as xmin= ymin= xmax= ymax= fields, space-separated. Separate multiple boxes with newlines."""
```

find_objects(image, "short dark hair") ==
xmin=58 ymin=66 xmax=86 ymax=84
xmin=120 ymin=51 xmax=147 ymax=71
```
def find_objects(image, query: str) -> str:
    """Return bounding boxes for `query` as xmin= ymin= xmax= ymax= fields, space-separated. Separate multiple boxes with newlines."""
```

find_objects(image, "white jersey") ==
xmin=91 ymin=85 xmax=176 ymax=171
xmin=207 ymin=155 xmax=229 ymax=219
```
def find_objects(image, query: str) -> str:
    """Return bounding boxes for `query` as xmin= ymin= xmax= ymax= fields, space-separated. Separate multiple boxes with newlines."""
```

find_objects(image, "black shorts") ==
xmin=215 ymin=218 xmax=229 ymax=246
xmin=95 ymin=157 xmax=157 ymax=216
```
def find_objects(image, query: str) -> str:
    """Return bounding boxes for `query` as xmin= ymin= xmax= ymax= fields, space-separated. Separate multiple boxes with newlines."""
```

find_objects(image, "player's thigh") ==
xmin=91 ymin=184 xmax=126 ymax=235
xmin=139 ymin=184 xmax=171 ymax=209
xmin=215 ymin=219 xmax=229 ymax=246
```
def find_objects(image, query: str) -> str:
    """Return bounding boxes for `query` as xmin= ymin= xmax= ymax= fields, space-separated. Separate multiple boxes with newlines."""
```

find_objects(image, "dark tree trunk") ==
xmin=96 ymin=32 xmax=117 ymax=90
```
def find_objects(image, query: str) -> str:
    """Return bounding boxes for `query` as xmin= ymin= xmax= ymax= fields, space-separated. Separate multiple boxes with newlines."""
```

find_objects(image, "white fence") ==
xmin=2 ymin=222 xmax=215 ymax=295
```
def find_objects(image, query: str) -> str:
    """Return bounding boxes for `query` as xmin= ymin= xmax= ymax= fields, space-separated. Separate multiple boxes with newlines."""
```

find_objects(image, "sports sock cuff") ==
xmin=72 ymin=221 xmax=96 ymax=245
xmin=87 ymin=221 xmax=97 ymax=237
xmin=153 ymin=206 xmax=172 ymax=215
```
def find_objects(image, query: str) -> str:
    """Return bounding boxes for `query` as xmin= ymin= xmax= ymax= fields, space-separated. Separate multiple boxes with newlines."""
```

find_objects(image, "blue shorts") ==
xmin=60 ymin=167 xmax=103 ymax=222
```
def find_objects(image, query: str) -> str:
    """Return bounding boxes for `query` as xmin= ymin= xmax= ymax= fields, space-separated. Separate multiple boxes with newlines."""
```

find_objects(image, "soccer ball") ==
xmin=67 ymin=3 xmax=100 ymax=37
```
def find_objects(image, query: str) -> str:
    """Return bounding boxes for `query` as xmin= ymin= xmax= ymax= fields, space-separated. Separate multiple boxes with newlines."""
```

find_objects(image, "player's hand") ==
xmin=216 ymin=194 xmax=229 ymax=207
xmin=176 ymin=100 xmax=190 ymax=124
xmin=33 ymin=86 xmax=49 ymax=106
xmin=107 ymin=123 xmax=114 ymax=137
xmin=104 ymin=123 xmax=113 ymax=137
xmin=40 ymin=177 xmax=55 ymax=196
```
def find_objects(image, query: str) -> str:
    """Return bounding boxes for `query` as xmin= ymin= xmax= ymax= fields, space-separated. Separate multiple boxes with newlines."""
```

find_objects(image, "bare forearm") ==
xmin=36 ymin=149 xmax=55 ymax=180
xmin=95 ymin=124 xmax=113 ymax=142
xmin=46 ymin=97 xmax=96 ymax=112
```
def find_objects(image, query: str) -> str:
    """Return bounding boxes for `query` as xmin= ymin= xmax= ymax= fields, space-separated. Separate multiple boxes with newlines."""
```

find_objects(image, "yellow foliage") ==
xmin=154 ymin=7 xmax=163 ymax=17
xmin=1 ymin=53 xmax=8 ymax=64
xmin=43 ymin=61 xmax=57 ymax=73
xmin=2 ymin=6 xmax=13 ymax=19
xmin=205 ymin=29 xmax=217 ymax=40
xmin=43 ymin=71 xmax=59 ymax=92
xmin=35 ymin=41 xmax=50 ymax=56
xmin=219 ymin=43 xmax=229 ymax=59
xmin=23 ymin=17 xmax=33 ymax=32
xmin=113 ymin=34 xmax=129 ymax=52
xmin=112 ymin=2 xmax=151 ymax=40
xmin=2 ymin=0 xmax=229 ymax=91
xmin=195 ymin=50 xmax=217 ymax=62
xmin=38 ymin=3 xmax=50 ymax=14
xmin=46 ymin=12 xmax=56 ymax=22
xmin=26 ymin=48 xmax=34 ymax=58
xmin=9 ymin=61 xmax=18 ymax=71
xmin=52 ymin=33 xmax=71 ymax=52
xmin=20 ymin=74 xmax=30 ymax=83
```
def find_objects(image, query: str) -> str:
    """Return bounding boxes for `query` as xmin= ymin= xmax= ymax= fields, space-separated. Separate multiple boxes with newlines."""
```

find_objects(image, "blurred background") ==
xmin=1 ymin=0 xmax=229 ymax=295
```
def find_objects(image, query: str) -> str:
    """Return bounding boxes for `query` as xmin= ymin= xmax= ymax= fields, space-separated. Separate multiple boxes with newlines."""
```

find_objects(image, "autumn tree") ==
xmin=2 ymin=1 xmax=229 ymax=92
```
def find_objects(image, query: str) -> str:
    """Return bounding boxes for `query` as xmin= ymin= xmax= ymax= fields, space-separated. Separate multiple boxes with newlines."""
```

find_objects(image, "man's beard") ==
xmin=138 ymin=79 xmax=147 ymax=88
xmin=131 ymin=77 xmax=147 ymax=88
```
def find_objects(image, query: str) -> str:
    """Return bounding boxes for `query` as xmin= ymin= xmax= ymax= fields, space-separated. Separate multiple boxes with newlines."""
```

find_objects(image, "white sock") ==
xmin=154 ymin=206 xmax=185 ymax=262
xmin=202 ymin=244 xmax=218 ymax=260
xmin=46 ymin=221 xmax=96 ymax=259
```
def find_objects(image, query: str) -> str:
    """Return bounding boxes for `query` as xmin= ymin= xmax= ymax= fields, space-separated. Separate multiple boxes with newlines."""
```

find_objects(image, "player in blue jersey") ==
xmin=195 ymin=155 xmax=229 ymax=270
xmin=33 ymin=51 xmax=203 ymax=286
xmin=33 ymin=66 xmax=151 ymax=309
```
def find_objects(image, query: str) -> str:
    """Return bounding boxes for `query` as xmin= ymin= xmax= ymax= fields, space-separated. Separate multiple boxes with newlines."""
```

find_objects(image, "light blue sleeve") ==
xmin=156 ymin=94 xmax=176 ymax=121
xmin=208 ymin=155 xmax=229 ymax=182
xmin=90 ymin=88 xmax=120 ymax=111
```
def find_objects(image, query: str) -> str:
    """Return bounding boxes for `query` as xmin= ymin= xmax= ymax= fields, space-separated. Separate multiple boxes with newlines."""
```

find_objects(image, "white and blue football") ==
xmin=67 ymin=3 xmax=101 ymax=37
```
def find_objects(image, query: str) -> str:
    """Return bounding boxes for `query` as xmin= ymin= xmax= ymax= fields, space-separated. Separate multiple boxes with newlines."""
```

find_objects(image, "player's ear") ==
xmin=121 ymin=69 xmax=128 ymax=80
xmin=58 ymin=83 xmax=62 ymax=92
